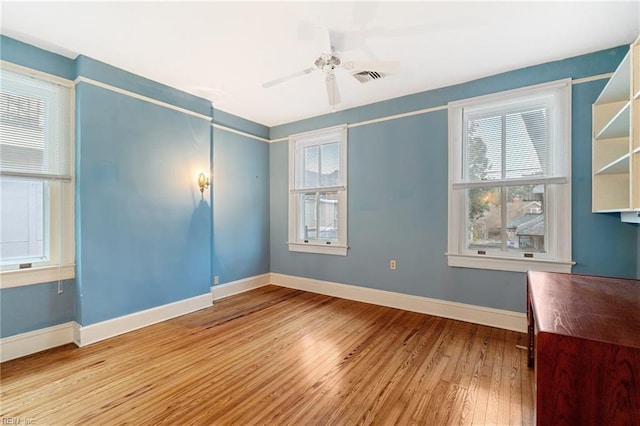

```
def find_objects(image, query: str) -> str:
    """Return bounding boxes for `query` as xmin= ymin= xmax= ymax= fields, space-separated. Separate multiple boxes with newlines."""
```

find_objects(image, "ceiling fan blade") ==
xmin=325 ymin=73 xmax=341 ymax=106
xmin=262 ymin=68 xmax=316 ymax=88
xmin=342 ymin=61 xmax=400 ymax=74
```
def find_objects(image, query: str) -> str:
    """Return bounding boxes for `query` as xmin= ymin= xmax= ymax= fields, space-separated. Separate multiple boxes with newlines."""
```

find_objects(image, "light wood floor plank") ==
xmin=0 ymin=285 xmax=534 ymax=425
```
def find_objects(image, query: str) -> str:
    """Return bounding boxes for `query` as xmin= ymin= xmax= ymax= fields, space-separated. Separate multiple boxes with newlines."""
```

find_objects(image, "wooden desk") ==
xmin=527 ymin=271 xmax=640 ymax=426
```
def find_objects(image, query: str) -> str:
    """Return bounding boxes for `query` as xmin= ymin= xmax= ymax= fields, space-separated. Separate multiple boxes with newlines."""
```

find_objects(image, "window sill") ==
xmin=0 ymin=264 xmax=75 ymax=289
xmin=446 ymin=253 xmax=573 ymax=273
xmin=288 ymin=242 xmax=348 ymax=256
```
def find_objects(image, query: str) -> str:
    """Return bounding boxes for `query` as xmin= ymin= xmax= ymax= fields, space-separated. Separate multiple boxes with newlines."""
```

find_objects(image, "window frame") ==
xmin=446 ymin=79 xmax=574 ymax=273
xmin=288 ymin=124 xmax=348 ymax=256
xmin=0 ymin=61 xmax=75 ymax=288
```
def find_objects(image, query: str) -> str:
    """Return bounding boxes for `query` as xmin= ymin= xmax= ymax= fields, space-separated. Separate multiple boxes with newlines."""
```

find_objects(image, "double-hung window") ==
xmin=447 ymin=79 xmax=573 ymax=273
xmin=0 ymin=64 xmax=75 ymax=287
xmin=288 ymin=124 xmax=347 ymax=256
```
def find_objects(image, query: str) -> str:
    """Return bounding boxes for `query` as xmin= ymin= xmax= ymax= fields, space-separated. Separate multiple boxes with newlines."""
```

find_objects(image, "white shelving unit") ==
xmin=592 ymin=36 xmax=640 ymax=223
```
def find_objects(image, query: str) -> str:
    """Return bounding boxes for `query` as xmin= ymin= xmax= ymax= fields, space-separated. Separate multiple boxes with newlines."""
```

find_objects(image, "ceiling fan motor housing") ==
xmin=315 ymin=55 xmax=341 ymax=71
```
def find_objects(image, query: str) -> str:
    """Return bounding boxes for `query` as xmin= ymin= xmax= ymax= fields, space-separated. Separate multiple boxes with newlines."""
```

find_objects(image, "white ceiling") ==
xmin=1 ymin=1 xmax=639 ymax=127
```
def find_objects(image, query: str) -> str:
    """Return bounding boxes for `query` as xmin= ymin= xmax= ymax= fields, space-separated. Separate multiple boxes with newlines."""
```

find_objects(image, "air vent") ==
xmin=352 ymin=71 xmax=385 ymax=83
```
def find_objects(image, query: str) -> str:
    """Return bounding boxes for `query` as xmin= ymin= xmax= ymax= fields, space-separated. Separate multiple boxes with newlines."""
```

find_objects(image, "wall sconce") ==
xmin=197 ymin=171 xmax=210 ymax=199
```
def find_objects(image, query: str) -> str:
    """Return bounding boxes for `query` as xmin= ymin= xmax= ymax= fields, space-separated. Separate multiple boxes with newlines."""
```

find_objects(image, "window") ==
xmin=288 ymin=124 xmax=347 ymax=256
xmin=447 ymin=80 xmax=573 ymax=273
xmin=0 ymin=64 xmax=75 ymax=287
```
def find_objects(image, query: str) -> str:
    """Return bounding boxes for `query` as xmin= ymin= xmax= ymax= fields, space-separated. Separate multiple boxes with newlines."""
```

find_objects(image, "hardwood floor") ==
xmin=1 ymin=285 xmax=534 ymax=425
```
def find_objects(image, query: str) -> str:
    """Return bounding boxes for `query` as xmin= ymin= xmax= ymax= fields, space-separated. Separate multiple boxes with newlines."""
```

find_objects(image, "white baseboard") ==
xmin=2 ymin=273 xmax=526 ymax=363
xmin=75 ymin=292 xmax=213 ymax=347
xmin=1 ymin=322 xmax=75 ymax=363
xmin=270 ymin=273 xmax=527 ymax=333
xmin=211 ymin=273 xmax=271 ymax=300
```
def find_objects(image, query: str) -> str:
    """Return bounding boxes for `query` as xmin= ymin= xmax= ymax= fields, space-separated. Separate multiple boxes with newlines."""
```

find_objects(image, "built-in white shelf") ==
xmin=595 ymin=102 xmax=630 ymax=139
xmin=593 ymin=137 xmax=629 ymax=171
xmin=595 ymin=153 xmax=630 ymax=175
xmin=592 ymin=35 xmax=639 ymax=221
xmin=595 ymin=52 xmax=631 ymax=104
xmin=595 ymin=53 xmax=630 ymax=104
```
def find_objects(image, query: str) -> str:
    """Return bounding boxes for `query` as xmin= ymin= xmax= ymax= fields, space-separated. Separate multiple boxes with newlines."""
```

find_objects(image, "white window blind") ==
xmin=453 ymin=91 xmax=567 ymax=190
xmin=0 ymin=67 xmax=73 ymax=181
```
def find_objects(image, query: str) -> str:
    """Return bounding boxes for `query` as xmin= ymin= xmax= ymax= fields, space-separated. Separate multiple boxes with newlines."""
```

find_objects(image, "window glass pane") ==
xmin=0 ymin=178 xmax=45 ymax=262
xmin=303 ymin=145 xmax=319 ymax=188
xmin=320 ymin=143 xmax=340 ymax=186
xmin=299 ymin=193 xmax=317 ymax=240
xmin=466 ymin=115 xmax=502 ymax=181
xmin=467 ymin=186 xmax=501 ymax=252
xmin=506 ymin=108 xmax=547 ymax=179
xmin=298 ymin=191 xmax=339 ymax=242
xmin=506 ymin=185 xmax=546 ymax=253
xmin=318 ymin=192 xmax=338 ymax=241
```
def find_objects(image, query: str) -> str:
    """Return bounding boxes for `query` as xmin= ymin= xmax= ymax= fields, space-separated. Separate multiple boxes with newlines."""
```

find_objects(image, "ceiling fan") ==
xmin=261 ymin=23 xmax=400 ymax=107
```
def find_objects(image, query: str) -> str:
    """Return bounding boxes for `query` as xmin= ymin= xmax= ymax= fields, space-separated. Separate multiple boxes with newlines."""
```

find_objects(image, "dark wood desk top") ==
xmin=527 ymin=271 xmax=640 ymax=349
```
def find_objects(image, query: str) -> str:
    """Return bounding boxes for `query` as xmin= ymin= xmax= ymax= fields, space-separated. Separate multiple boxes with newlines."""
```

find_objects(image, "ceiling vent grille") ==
xmin=352 ymin=71 xmax=385 ymax=83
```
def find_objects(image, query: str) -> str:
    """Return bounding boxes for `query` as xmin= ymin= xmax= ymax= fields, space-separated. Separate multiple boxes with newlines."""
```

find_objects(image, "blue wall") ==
xmin=0 ymin=36 xmax=270 ymax=336
xmin=0 ymin=280 xmax=75 ymax=337
xmin=570 ymin=79 xmax=639 ymax=276
xmin=270 ymin=45 xmax=639 ymax=313
xmin=212 ymin=126 xmax=270 ymax=284
xmin=211 ymin=111 xmax=271 ymax=285
xmin=75 ymin=68 xmax=212 ymax=325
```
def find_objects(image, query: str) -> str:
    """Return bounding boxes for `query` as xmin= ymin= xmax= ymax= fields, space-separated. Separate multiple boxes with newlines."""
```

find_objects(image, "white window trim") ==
xmin=288 ymin=124 xmax=348 ymax=256
xmin=446 ymin=79 xmax=574 ymax=273
xmin=0 ymin=61 xmax=76 ymax=288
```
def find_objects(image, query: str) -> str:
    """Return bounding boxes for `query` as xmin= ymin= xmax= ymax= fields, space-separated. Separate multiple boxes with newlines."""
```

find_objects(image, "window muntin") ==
xmin=288 ymin=125 xmax=347 ymax=255
xmin=448 ymin=80 xmax=572 ymax=273
xmin=0 ymin=64 xmax=75 ymax=286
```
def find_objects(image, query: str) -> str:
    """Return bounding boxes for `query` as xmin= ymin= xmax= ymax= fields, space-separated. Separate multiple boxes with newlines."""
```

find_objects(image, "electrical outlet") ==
xmin=214 ymin=275 xmax=219 ymax=285
xmin=390 ymin=260 xmax=397 ymax=270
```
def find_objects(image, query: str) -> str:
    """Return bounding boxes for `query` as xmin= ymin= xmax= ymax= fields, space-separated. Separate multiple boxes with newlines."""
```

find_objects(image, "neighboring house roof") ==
xmin=507 ymin=213 xmax=540 ymax=229
xmin=515 ymin=214 xmax=544 ymax=236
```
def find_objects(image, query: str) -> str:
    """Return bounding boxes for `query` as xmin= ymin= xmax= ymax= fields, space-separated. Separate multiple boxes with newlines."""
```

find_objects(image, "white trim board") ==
xmin=74 ymin=76 xmax=212 ymax=122
xmin=1 ymin=265 xmax=75 ymax=289
xmin=74 ymin=292 xmax=212 ymax=347
xmin=0 ymin=322 xmax=75 ymax=363
xmin=270 ymin=273 xmax=527 ymax=333
xmin=2 ymin=272 xmax=527 ymax=362
xmin=211 ymin=273 xmax=271 ymax=300
xmin=2 ymin=292 xmax=214 ymax=361
xmin=268 ymin=73 xmax=611 ymax=143
xmin=212 ymin=123 xmax=270 ymax=143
